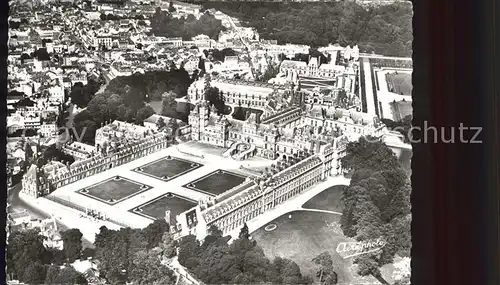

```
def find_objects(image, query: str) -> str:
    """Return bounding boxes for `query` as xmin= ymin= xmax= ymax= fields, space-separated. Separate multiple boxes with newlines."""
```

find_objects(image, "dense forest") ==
xmin=150 ymin=8 xmax=226 ymax=40
xmin=197 ymin=1 xmax=412 ymax=57
xmin=340 ymin=137 xmax=411 ymax=284
xmin=7 ymin=228 xmax=88 ymax=284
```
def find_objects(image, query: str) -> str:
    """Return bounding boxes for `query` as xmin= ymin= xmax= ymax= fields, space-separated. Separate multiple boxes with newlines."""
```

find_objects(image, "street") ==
xmin=8 ymin=182 xmax=95 ymax=248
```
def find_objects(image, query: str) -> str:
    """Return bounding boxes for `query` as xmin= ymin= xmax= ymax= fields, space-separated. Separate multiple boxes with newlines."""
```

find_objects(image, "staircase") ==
xmin=223 ymin=141 xmax=243 ymax=158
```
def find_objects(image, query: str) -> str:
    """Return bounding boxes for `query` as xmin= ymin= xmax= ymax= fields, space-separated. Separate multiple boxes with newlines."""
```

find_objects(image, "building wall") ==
xmin=173 ymin=152 xmax=336 ymax=241
xmin=20 ymin=132 xmax=174 ymax=197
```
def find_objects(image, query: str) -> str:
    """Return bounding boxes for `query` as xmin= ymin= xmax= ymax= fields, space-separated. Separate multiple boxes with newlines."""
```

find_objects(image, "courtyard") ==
xmin=130 ymin=193 xmax=197 ymax=224
xmin=183 ymin=169 xmax=247 ymax=196
xmin=76 ymin=176 xmax=153 ymax=205
xmin=133 ymin=155 xmax=203 ymax=181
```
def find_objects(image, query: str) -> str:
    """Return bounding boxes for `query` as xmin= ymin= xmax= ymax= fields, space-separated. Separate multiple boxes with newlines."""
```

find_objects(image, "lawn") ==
xmin=251 ymin=210 xmax=353 ymax=284
xmin=183 ymin=169 xmax=247 ymax=196
xmin=251 ymin=210 xmax=394 ymax=284
xmin=77 ymin=176 xmax=152 ymax=205
xmin=302 ymin=185 xmax=347 ymax=212
xmin=148 ymin=100 xmax=163 ymax=114
xmin=130 ymin=193 xmax=197 ymax=224
xmin=134 ymin=156 xmax=203 ymax=181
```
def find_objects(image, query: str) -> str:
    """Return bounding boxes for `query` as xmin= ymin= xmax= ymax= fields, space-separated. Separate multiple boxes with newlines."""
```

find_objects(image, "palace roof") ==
xmin=281 ymin=60 xmax=307 ymax=70
xmin=201 ymin=155 xmax=322 ymax=224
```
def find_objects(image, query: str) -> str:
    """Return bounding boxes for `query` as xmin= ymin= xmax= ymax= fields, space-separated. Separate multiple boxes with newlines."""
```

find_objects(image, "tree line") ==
xmin=176 ymin=224 xmax=313 ymax=284
xmin=69 ymin=79 xmax=101 ymax=108
xmin=93 ymin=220 xmax=176 ymax=284
xmin=199 ymin=1 xmax=412 ymax=57
xmin=7 ymin=219 xmax=176 ymax=285
xmin=340 ymin=137 xmax=411 ymax=284
xmin=150 ymin=8 xmax=226 ymax=41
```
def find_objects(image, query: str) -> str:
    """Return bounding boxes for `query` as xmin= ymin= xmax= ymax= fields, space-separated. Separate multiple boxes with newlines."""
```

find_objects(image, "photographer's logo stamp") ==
xmin=336 ymin=238 xmax=386 ymax=259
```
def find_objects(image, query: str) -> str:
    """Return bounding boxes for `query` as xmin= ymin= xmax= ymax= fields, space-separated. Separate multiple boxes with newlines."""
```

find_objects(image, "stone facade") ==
xmin=172 ymin=146 xmax=337 ymax=240
xmin=22 ymin=164 xmax=50 ymax=198
xmin=188 ymin=98 xmax=383 ymax=161
xmin=187 ymin=77 xmax=290 ymax=110
xmin=49 ymin=132 xmax=170 ymax=190
xmin=21 ymin=131 xmax=172 ymax=197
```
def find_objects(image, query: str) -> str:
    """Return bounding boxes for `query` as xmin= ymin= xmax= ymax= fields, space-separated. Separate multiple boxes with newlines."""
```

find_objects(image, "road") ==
xmin=225 ymin=16 xmax=257 ymax=80
xmin=8 ymin=182 xmax=95 ymax=248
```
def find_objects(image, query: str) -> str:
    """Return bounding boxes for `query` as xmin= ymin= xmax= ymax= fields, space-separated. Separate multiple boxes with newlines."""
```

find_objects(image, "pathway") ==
xmin=361 ymin=57 xmax=377 ymax=116
xmin=299 ymin=208 xmax=343 ymax=215
xmin=225 ymin=175 xmax=351 ymax=240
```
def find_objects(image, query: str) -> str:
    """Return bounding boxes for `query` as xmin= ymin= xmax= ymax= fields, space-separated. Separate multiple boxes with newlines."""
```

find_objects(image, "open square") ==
xmin=77 ymin=176 xmax=152 ymax=205
xmin=133 ymin=155 xmax=203 ymax=181
xmin=130 ymin=193 xmax=197 ymax=224
xmin=183 ymin=169 xmax=247 ymax=196
xmin=385 ymin=72 xmax=412 ymax=95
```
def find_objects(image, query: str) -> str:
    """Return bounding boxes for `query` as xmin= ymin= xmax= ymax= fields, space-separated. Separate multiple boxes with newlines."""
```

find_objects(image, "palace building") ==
xmin=187 ymin=77 xmax=291 ymax=110
xmin=188 ymin=95 xmax=385 ymax=161
xmin=171 ymin=144 xmax=341 ymax=240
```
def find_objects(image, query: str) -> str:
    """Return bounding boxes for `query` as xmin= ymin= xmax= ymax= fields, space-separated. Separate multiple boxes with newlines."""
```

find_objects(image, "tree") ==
xmin=22 ymin=262 xmax=46 ymax=285
xmin=47 ymin=266 xmax=88 ymax=285
xmin=341 ymin=136 xmax=400 ymax=172
xmin=160 ymin=232 xmax=176 ymax=259
xmin=312 ymin=251 xmax=336 ymax=284
xmin=61 ymin=228 xmax=83 ymax=263
xmin=169 ymin=0 xmax=176 ymax=12
xmin=232 ymin=105 xmax=246 ymax=121
xmin=202 ymin=225 xmax=224 ymax=248
xmin=204 ymin=86 xmax=225 ymax=114
xmin=44 ymin=265 xmax=61 ymax=284
xmin=161 ymin=91 xmax=178 ymax=117
xmin=7 ymin=229 xmax=49 ymax=281
xmin=156 ymin=117 xmax=166 ymax=130
xmin=339 ymin=136 xmax=411 ymax=284
xmin=167 ymin=118 xmax=179 ymax=138
xmin=177 ymin=235 xmax=200 ymax=265
xmin=135 ymin=105 xmax=155 ymax=125
xmin=239 ymin=223 xmax=250 ymax=239
xmin=128 ymin=250 xmax=176 ymax=285
xmin=47 ymin=248 xmax=66 ymax=265
xmin=142 ymin=219 xmax=170 ymax=249
xmin=24 ymin=142 xmax=34 ymax=163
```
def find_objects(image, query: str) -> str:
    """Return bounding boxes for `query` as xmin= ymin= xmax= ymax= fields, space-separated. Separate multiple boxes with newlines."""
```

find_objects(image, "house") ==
xmin=8 ymin=211 xmax=32 ymax=226
xmin=21 ymin=164 xmax=50 ymax=198
xmin=62 ymin=142 xmax=97 ymax=160
xmin=143 ymin=114 xmax=172 ymax=131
